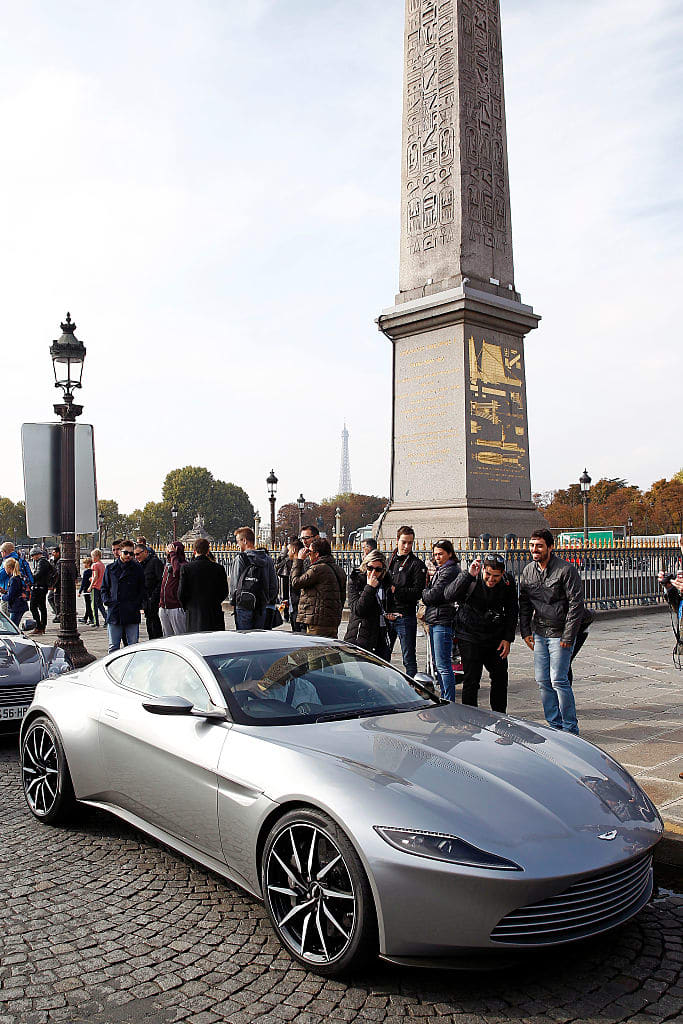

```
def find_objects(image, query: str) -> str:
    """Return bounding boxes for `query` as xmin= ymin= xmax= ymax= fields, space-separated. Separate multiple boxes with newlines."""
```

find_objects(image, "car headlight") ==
xmin=374 ymin=827 xmax=522 ymax=871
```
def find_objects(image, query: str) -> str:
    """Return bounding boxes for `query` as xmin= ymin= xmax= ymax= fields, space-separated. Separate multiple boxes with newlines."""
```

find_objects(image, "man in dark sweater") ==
xmin=445 ymin=554 xmax=518 ymax=713
xmin=386 ymin=526 xmax=427 ymax=677
xmin=135 ymin=543 xmax=164 ymax=640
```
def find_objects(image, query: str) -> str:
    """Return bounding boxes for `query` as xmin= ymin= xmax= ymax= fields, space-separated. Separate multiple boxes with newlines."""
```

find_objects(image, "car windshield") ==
xmin=205 ymin=645 xmax=438 ymax=726
xmin=0 ymin=609 xmax=20 ymax=635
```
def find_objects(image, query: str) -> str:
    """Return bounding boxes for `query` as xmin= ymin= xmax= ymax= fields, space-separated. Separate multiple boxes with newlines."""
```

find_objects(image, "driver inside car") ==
xmin=237 ymin=652 xmax=322 ymax=712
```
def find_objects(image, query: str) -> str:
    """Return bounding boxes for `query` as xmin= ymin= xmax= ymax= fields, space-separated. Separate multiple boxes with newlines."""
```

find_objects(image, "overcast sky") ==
xmin=1 ymin=0 xmax=681 ymax=520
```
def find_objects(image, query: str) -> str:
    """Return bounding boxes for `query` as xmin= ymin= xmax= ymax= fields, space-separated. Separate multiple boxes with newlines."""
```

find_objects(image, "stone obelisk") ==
xmin=376 ymin=0 xmax=546 ymax=543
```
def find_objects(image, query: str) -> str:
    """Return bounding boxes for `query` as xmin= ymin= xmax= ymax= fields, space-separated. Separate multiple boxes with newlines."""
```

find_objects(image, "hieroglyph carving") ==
xmin=402 ymin=0 xmax=511 ymax=279
xmin=404 ymin=0 xmax=457 ymax=260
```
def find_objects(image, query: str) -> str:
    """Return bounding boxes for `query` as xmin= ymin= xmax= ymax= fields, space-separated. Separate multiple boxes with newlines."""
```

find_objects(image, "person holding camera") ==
xmin=422 ymin=540 xmax=460 ymax=701
xmin=445 ymin=554 xmax=518 ymax=713
xmin=345 ymin=550 xmax=394 ymax=659
xmin=290 ymin=536 xmax=346 ymax=639
xmin=658 ymin=536 xmax=683 ymax=615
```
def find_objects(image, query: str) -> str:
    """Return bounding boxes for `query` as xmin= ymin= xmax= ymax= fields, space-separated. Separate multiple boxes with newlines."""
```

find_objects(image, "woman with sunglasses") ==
xmin=422 ymin=540 xmax=460 ymax=700
xmin=344 ymin=550 xmax=395 ymax=660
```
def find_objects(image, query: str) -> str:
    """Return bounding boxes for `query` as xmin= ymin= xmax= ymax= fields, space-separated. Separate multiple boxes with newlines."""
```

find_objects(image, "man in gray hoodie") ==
xmin=230 ymin=527 xmax=278 ymax=631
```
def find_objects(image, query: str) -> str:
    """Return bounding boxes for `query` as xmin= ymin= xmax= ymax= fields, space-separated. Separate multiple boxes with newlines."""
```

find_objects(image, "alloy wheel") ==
xmin=22 ymin=724 xmax=60 ymax=816
xmin=265 ymin=821 xmax=357 ymax=964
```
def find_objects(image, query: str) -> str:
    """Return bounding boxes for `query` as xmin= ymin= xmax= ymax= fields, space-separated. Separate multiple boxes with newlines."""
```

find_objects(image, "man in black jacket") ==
xmin=519 ymin=529 xmax=585 ymax=735
xmin=101 ymin=540 xmax=146 ymax=652
xmin=29 ymin=546 xmax=52 ymax=635
xmin=386 ymin=526 xmax=427 ymax=677
xmin=135 ymin=543 xmax=164 ymax=640
xmin=445 ymin=554 xmax=518 ymax=713
xmin=179 ymin=539 xmax=229 ymax=633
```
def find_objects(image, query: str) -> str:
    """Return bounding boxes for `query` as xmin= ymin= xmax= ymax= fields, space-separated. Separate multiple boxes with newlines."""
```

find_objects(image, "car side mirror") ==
xmin=413 ymin=672 xmax=437 ymax=695
xmin=142 ymin=696 xmax=194 ymax=716
xmin=142 ymin=695 xmax=229 ymax=720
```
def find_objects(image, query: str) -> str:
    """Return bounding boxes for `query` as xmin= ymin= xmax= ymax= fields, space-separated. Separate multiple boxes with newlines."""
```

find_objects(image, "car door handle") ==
xmin=103 ymin=708 xmax=120 ymax=719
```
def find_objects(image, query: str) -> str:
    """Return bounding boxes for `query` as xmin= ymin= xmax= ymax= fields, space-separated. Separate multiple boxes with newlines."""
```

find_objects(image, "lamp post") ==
xmin=627 ymin=516 xmax=633 ymax=544
xmin=49 ymin=313 xmax=95 ymax=667
xmin=267 ymin=469 xmax=278 ymax=548
xmin=580 ymin=468 xmax=592 ymax=542
xmin=334 ymin=507 xmax=342 ymax=546
xmin=171 ymin=504 xmax=178 ymax=542
xmin=254 ymin=510 xmax=261 ymax=545
xmin=98 ymin=512 xmax=104 ymax=549
xmin=297 ymin=493 xmax=305 ymax=536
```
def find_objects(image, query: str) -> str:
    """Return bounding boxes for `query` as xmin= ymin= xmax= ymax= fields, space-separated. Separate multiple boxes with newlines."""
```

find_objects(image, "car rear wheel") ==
xmin=262 ymin=807 xmax=376 ymax=975
xmin=21 ymin=716 xmax=77 ymax=824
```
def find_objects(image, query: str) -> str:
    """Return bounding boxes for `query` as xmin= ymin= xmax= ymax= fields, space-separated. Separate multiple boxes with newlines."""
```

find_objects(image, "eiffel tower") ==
xmin=338 ymin=422 xmax=352 ymax=494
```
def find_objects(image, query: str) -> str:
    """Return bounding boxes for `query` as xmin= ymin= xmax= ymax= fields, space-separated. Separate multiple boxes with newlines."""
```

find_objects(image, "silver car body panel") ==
xmin=22 ymin=632 xmax=663 ymax=960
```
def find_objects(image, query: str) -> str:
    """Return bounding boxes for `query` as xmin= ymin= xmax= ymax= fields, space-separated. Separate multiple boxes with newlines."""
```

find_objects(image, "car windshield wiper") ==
xmin=312 ymin=701 xmax=430 ymax=724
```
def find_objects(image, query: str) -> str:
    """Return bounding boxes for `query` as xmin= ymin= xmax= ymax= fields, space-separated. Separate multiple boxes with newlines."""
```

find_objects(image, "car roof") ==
xmin=153 ymin=631 xmax=348 ymax=658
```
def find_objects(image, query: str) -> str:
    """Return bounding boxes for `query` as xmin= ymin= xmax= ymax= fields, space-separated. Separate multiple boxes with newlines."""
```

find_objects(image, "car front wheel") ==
xmin=262 ymin=807 xmax=376 ymax=975
xmin=21 ymin=716 xmax=77 ymax=824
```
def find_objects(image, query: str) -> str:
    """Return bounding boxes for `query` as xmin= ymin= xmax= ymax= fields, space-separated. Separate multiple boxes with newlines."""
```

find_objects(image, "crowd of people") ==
xmin=4 ymin=523 xmax=682 ymax=740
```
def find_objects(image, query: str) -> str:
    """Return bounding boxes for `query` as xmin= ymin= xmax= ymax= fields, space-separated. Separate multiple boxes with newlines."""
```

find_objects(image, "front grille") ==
xmin=491 ymin=853 xmax=652 ymax=945
xmin=0 ymin=684 xmax=37 ymax=706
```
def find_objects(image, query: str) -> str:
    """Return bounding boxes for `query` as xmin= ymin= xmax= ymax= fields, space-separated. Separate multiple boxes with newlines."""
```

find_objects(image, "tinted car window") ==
xmin=205 ymin=645 xmax=437 ymax=726
xmin=119 ymin=650 xmax=212 ymax=711
xmin=0 ymin=610 xmax=20 ymax=635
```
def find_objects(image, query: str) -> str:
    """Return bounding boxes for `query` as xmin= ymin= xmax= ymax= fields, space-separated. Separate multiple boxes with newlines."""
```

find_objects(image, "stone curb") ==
xmin=592 ymin=604 xmax=670 ymax=622
xmin=654 ymin=826 xmax=683 ymax=884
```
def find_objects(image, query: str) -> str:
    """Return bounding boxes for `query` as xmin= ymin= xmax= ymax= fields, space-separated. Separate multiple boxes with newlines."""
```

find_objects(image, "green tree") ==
xmin=97 ymin=499 xmax=126 ymax=548
xmin=161 ymin=467 xmax=254 ymax=541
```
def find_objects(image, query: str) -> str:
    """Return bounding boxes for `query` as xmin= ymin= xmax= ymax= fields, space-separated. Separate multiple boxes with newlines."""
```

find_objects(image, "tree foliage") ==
xmin=161 ymin=466 xmax=253 ymax=541
xmin=539 ymin=474 xmax=683 ymax=535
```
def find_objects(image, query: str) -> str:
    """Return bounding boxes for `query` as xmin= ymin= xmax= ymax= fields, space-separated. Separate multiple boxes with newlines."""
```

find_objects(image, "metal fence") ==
xmin=158 ymin=539 xmax=681 ymax=612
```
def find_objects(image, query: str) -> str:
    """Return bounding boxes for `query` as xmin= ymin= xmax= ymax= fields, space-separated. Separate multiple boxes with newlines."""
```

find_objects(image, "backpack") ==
xmin=235 ymin=554 xmax=268 ymax=613
xmin=18 ymin=558 xmax=33 ymax=601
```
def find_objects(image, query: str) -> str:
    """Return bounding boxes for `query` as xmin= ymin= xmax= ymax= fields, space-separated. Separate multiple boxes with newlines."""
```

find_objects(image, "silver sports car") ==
xmin=20 ymin=632 xmax=662 ymax=975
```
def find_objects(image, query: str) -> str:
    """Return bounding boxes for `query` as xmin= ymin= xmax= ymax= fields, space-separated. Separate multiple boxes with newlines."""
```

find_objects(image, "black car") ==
xmin=0 ymin=611 xmax=71 ymax=731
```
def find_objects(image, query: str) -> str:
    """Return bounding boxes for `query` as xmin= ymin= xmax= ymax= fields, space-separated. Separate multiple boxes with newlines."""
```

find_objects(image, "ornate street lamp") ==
xmin=267 ymin=469 xmax=278 ymax=549
xmin=580 ymin=468 xmax=592 ymax=542
xmin=171 ymin=504 xmax=178 ymax=542
xmin=49 ymin=313 xmax=95 ymax=667
xmin=297 ymin=493 xmax=305 ymax=536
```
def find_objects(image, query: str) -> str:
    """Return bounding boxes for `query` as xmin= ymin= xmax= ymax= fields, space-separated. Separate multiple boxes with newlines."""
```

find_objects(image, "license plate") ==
xmin=0 ymin=706 xmax=28 ymax=721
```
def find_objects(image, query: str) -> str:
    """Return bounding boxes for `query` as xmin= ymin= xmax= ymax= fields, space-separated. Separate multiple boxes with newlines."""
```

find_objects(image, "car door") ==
xmin=98 ymin=648 xmax=230 ymax=859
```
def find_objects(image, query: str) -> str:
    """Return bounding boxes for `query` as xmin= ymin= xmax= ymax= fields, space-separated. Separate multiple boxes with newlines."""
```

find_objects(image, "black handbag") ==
xmin=264 ymin=605 xmax=283 ymax=630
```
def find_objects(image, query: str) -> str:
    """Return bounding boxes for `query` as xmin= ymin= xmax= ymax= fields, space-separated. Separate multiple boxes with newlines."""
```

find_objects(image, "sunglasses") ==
xmin=368 ymin=565 xmax=385 ymax=574
xmin=483 ymin=557 xmax=505 ymax=568
xmin=120 ymin=550 xmax=134 ymax=557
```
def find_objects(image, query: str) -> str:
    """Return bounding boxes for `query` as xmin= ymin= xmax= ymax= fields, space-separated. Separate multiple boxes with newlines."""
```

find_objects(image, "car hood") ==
xmin=263 ymin=702 xmax=661 ymax=867
xmin=0 ymin=635 xmax=67 ymax=684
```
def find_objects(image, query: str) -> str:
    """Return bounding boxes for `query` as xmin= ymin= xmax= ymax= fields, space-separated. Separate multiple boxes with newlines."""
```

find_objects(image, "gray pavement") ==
xmin=0 ymin=605 xmax=680 ymax=1024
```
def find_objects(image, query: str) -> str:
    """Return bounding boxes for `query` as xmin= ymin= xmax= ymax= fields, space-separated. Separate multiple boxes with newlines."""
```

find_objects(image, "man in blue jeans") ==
xmin=101 ymin=540 xmax=146 ymax=652
xmin=386 ymin=526 xmax=427 ymax=678
xmin=519 ymin=529 xmax=585 ymax=734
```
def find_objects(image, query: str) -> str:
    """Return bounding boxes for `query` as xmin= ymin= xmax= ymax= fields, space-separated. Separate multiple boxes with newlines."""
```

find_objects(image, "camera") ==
xmin=661 ymin=573 xmax=675 ymax=585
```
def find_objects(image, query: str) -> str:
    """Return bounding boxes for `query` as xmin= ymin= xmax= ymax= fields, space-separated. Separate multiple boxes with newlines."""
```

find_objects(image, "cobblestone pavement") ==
xmin=1 ymin=612 xmax=682 ymax=1023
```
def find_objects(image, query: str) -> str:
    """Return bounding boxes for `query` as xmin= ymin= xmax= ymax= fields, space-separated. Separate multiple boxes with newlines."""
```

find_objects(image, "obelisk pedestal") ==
xmin=376 ymin=0 xmax=547 ymax=544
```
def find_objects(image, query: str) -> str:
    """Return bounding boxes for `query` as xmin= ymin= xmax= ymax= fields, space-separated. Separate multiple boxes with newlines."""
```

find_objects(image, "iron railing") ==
xmin=156 ymin=539 xmax=681 ymax=611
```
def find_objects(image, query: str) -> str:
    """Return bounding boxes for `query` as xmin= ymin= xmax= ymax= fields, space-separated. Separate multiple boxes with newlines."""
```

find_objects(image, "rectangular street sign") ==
xmin=22 ymin=423 xmax=98 ymax=536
